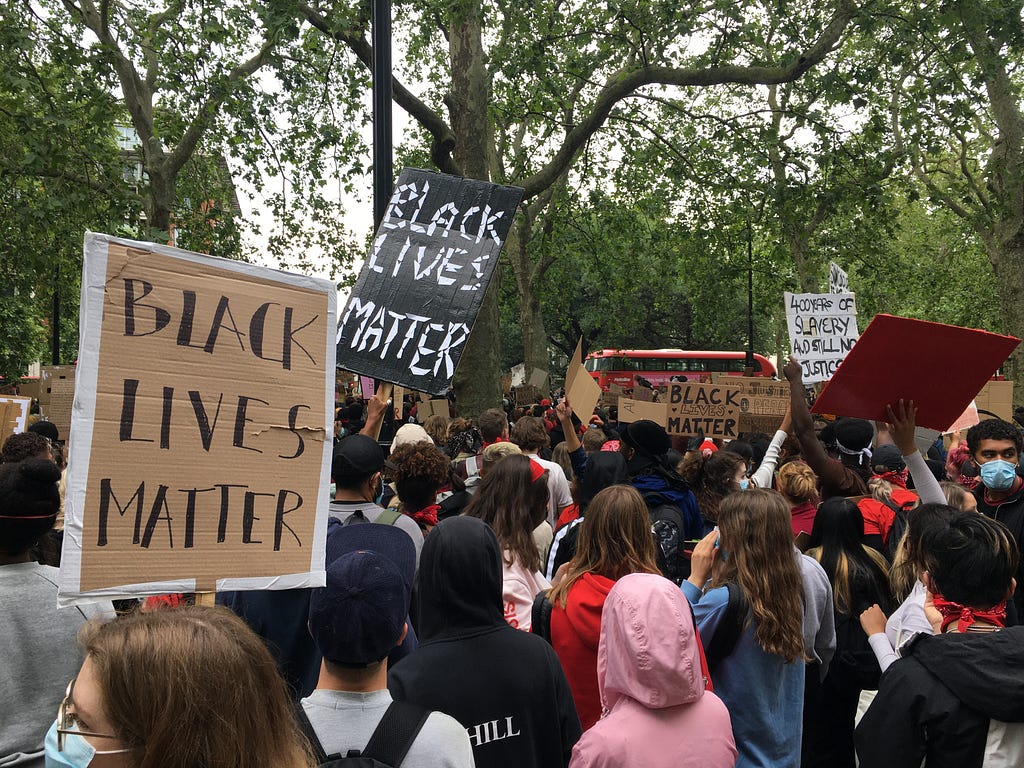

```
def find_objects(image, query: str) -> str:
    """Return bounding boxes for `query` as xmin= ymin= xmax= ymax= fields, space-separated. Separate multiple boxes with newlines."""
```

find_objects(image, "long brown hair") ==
xmin=547 ymin=485 xmax=661 ymax=607
xmin=679 ymin=450 xmax=745 ymax=524
xmin=79 ymin=605 xmax=312 ymax=768
xmin=713 ymin=489 xmax=806 ymax=662
xmin=463 ymin=453 xmax=548 ymax=573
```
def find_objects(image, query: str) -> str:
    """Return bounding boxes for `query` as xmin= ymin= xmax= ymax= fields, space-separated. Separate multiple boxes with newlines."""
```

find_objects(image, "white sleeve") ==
xmin=751 ymin=429 xmax=787 ymax=488
xmin=868 ymin=632 xmax=899 ymax=673
xmin=904 ymin=450 xmax=945 ymax=505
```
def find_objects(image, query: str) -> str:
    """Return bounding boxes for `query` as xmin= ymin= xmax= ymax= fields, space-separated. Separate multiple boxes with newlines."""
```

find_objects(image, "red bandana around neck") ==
xmin=410 ymin=503 xmax=441 ymax=528
xmin=931 ymin=593 xmax=1007 ymax=633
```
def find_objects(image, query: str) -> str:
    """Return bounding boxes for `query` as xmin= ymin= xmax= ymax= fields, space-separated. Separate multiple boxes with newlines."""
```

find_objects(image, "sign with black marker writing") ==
xmin=666 ymin=382 xmax=741 ymax=440
xmin=829 ymin=262 xmax=849 ymax=294
xmin=58 ymin=233 xmax=336 ymax=605
xmin=785 ymin=292 xmax=860 ymax=384
xmin=337 ymin=169 xmax=524 ymax=394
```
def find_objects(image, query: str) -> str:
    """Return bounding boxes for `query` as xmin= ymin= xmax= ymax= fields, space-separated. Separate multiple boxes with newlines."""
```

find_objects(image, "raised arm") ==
xmin=886 ymin=399 xmax=945 ymax=505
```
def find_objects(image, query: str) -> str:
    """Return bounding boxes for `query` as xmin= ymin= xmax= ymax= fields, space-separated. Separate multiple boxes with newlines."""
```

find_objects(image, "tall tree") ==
xmin=303 ymin=0 xmax=859 ymax=415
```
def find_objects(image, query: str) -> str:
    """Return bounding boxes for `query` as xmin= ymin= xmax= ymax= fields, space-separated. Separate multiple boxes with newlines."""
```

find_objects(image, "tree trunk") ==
xmin=987 ymin=235 xmax=1024 ymax=399
xmin=447 ymin=2 xmax=502 ymax=418
xmin=504 ymin=219 xmax=549 ymax=390
xmin=146 ymin=162 xmax=176 ymax=239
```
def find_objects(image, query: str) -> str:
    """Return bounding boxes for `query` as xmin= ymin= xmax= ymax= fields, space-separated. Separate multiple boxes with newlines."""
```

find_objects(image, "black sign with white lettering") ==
xmin=336 ymin=169 xmax=524 ymax=394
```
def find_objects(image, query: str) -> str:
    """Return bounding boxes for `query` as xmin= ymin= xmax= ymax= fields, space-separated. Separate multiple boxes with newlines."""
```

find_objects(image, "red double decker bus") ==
xmin=583 ymin=349 xmax=777 ymax=391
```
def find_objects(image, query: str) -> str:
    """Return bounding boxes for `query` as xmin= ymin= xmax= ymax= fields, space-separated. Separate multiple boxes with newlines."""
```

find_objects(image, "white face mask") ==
xmin=44 ymin=720 xmax=131 ymax=768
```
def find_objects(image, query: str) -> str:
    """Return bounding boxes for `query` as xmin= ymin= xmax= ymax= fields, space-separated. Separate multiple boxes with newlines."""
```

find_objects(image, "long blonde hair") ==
xmin=547 ymin=485 xmax=660 ymax=608
xmin=714 ymin=489 xmax=806 ymax=662
xmin=80 ymin=606 xmax=313 ymax=768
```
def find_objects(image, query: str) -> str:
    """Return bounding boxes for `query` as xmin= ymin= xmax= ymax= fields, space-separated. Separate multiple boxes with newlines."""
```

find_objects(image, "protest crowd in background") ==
xmin=6 ymin=352 xmax=1024 ymax=768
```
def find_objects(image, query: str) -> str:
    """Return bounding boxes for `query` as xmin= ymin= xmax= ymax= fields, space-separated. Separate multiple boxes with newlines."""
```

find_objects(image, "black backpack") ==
xmin=531 ymin=590 xmax=554 ymax=643
xmin=881 ymin=497 xmax=914 ymax=563
xmin=642 ymin=491 xmax=690 ymax=584
xmin=296 ymin=700 xmax=430 ymax=768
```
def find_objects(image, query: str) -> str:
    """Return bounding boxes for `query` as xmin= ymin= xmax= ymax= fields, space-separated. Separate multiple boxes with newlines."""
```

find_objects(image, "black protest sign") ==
xmin=337 ymin=169 xmax=524 ymax=395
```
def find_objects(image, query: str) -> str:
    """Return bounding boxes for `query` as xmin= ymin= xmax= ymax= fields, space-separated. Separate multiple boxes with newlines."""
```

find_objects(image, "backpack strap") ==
xmin=294 ymin=703 xmax=330 ymax=765
xmin=359 ymin=700 xmax=431 ymax=767
xmin=375 ymin=507 xmax=402 ymax=526
xmin=531 ymin=590 xmax=554 ymax=644
xmin=703 ymin=582 xmax=748 ymax=673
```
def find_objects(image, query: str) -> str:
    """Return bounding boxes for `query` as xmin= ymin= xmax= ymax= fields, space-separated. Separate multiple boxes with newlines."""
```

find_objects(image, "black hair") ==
xmin=966 ymin=418 xmax=1023 ymax=457
xmin=1 ymin=432 xmax=51 ymax=464
xmin=0 ymin=459 xmax=61 ymax=556
xmin=808 ymin=497 xmax=892 ymax=614
xmin=723 ymin=440 xmax=753 ymax=465
xmin=922 ymin=512 xmax=1018 ymax=609
xmin=27 ymin=420 xmax=59 ymax=444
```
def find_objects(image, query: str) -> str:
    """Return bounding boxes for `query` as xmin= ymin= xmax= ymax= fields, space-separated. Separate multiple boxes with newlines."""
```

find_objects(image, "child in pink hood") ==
xmin=569 ymin=573 xmax=737 ymax=768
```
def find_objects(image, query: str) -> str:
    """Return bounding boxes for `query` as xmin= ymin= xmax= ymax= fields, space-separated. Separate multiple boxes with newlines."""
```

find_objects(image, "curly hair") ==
xmin=714 ymin=490 xmax=806 ymax=662
xmin=388 ymin=442 xmax=450 ymax=511
xmin=966 ymin=418 xmax=1023 ymax=457
xmin=511 ymin=416 xmax=550 ymax=453
xmin=679 ymin=450 xmax=745 ymax=524
xmin=1 ymin=432 xmax=51 ymax=464
xmin=463 ymin=454 xmax=548 ymax=573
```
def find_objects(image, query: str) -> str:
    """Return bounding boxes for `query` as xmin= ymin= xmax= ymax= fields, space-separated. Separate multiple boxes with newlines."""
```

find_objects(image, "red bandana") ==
xmin=529 ymin=459 xmax=546 ymax=483
xmin=410 ymin=504 xmax=441 ymax=528
xmin=931 ymin=593 xmax=1007 ymax=633
xmin=875 ymin=469 xmax=909 ymax=489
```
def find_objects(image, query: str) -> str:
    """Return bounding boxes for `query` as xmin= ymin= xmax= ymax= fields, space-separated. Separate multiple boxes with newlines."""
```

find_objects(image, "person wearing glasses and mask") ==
xmin=45 ymin=606 xmax=312 ymax=768
xmin=1 ymin=458 xmax=115 ymax=768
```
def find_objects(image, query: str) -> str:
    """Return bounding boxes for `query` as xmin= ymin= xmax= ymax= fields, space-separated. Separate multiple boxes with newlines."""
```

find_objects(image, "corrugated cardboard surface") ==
xmin=63 ymin=235 xmax=334 ymax=599
xmin=975 ymin=380 xmax=1014 ymax=422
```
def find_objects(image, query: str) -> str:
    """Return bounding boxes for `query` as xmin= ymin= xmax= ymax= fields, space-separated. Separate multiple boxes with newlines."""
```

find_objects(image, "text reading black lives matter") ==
xmin=98 ymin=271 xmax=321 ymax=553
xmin=337 ymin=169 xmax=524 ymax=395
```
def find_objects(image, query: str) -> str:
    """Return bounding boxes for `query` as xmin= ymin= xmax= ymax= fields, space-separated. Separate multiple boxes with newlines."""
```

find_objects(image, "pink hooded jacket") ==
xmin=569 ymin=574 xmax=737 ymax=768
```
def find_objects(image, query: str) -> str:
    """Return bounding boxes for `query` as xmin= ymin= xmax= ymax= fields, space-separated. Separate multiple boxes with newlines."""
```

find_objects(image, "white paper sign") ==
xmin=829 ymin=262 xmax=849 ymax=294
xmin=785 ymin=292 xmax=859 ymax=383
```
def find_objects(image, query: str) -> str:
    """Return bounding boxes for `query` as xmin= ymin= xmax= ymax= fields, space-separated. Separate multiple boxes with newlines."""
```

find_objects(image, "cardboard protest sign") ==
xmin=565 ymin=339 xmax=602 ymax=424
xmin=617 ymin=397 xmax=668 ymax=427
xmin=666 ymin=381 xmax=741 ymax=439
xmin=785 ymin=292 xmax=859 ymax=383
xmin=712 ymin=375 xmax=789 ymax=433
xmin=528 ymin=368 xmax=548 ymax=389
xmin=829 ymin=262 xmax=850 ymax=294
xmin=945 ymin=401 xmax=980 ymax=434
xmin=975 ymin=380 xmax=1014 ymax=422
xmin=416 ymin=399 xmax=450 ymax=423
xmin=59 ymin=233 xmax=336 ymax=605
xmin=0 ymin=396 xmax=31 ymax=446
xmin=811 ymin=315 xmax=1019 ymax=430
xmin=514 ymin=385 xmax=540 ymax=406
xmin=336 ymin=169 xmax=524 ymax=394
xmin=511 ymin=363 xmax=526 ymax=387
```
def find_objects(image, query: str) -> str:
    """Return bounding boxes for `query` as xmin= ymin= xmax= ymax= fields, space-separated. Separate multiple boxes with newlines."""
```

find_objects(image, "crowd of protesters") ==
xmin=4 ymin=354 xmax=1024 ymax=768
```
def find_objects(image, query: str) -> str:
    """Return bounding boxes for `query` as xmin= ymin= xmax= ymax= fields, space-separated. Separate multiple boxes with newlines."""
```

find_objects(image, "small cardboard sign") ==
xmin=811 ymin=315 xmax=1019 ymax=430
xmin=59 ymin=233 xmax=336 ymax=605
xmin=514 ymin=385 xmax=540 ymax=406
xmin=785 ymin=292 xmax=859 ymax=383
xmin=358 ymin=375 xmax=375 ymax=399
xmin=975 ymin=380 xmax=1014 ymax=422
xmin=511 ymin=363 xmax=526 ymax=387
xmin=564 ymin=339 xmax=602 ymax=425
xmin=633 ymin=383 xmax=654 ymax=402
xmin=712 ymin=375 xmax=789 ymax=433
xmin=528 ymin=368 xmax=548 ymax=389
xmin=336 ymin=169 xmax=524 ymax=395
xmin=416 ymin=399 xmax=450 ymax=423
xmin=0 ymin=396 xmax=31 ymax=446
xmin=666 ymin=381 xmax=741 ymax=439
xmin=617 ymin=397 xmax=668 ymax=427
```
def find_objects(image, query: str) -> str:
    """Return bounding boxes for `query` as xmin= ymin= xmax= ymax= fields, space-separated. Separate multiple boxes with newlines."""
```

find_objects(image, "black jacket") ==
xmin=855 ymin=626 xmax=1024 ymax=767
xmin=976 ymin=485 xmax=1024 ymax=619
xmin=388 ymin=516 xmax=582 ymax=768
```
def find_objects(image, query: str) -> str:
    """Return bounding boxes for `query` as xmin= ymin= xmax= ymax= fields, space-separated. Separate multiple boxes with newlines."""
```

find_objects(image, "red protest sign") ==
xmin=810 ymin=314 xmax=1019 ymax=430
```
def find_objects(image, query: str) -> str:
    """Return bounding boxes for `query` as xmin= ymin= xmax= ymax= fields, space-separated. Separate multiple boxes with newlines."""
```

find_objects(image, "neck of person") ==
xmin=985 ymin=475 xmax=1023 ymax=503
xmin=317 ymin=659 xmax=388 ymax=693
xmin=334 ymin=479 xmax=376 ymax=504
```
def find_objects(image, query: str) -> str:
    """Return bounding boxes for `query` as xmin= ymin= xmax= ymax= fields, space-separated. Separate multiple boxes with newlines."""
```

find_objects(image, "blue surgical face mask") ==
xmin=44 ymin=720 xmax=130 ymax=768
xmin=738 ymin=478 xmax=750 ymax=491
xmin=980 ymin=459 xmax=1017 ymax=491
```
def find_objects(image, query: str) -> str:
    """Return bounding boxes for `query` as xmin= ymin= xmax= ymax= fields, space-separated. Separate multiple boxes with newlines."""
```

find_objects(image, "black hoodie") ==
xmin=389 ymin=517 xmax=582 ymax=768
xmin=855 ymin=626 xmax=1024 ymax=767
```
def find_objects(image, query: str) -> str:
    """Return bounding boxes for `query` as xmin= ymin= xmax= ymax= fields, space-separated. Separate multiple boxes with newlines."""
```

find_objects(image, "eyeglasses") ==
xmin=56 ymin=679 xmax=118 ymax=752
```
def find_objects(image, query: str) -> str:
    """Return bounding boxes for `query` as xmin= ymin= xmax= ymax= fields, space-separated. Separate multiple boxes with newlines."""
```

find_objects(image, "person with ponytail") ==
xmin=776 ymin=461 xmax=819 ymax=537
xmin=684 ymin=489 xmax=808 ymax=768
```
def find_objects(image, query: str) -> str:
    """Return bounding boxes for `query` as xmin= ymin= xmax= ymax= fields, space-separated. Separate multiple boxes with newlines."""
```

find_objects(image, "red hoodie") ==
xmin=550 ymin=573 xmax=613 ymax=730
